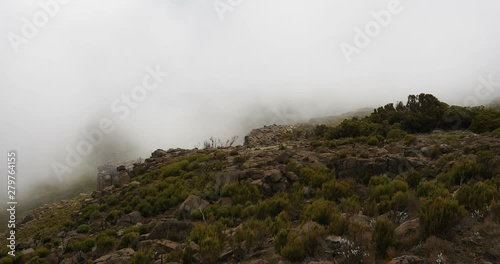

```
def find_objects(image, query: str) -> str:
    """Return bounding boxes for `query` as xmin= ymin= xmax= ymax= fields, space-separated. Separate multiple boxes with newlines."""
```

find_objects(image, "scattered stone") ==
xmin=148 ymin=219 xmax=194 ymax=241
xmin=94 ymin=248 xmax=135 ymax=263
xmin=440 ymin=144 xmax=453 ymax=153
xmin=285 ymin=171 xmax=300 ymax=182
xmin=117 ymin=211 xmax=144 ymax=226
xmin=420 ymin=147 xmax=431 ymax=157
xmin=263 ymin=169 xmax=283 ymax=183
xmin=395 ymin=218 xmax=420 ymax=240
xmin=61 ymin=251 xmax=86 ymax=264
xmin=215 ymin=169 xmax=241 ymax=194
xmin=20 ymin=248 xmax=35 ymax=258
xmin=19 ymin=214 xmax=34 ymax=225
xmin=324 ymin=236 xmax=344 ymax=253
xmin=138 ymin=240 xmax=180 ymax=254
xmin=178 ymin=195 xmax=210 ymax=219
xmin=151 ymin=149 xmax=168 ymax=158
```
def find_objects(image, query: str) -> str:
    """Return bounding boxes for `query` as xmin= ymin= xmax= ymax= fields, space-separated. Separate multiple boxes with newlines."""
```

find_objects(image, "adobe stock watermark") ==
xmin=213 ymin=0 xmax=243 ymax=21
xmin=7 ymin=0 xmax=72 ymax=53
xmin=443 ymin=74 xmax=499 ymax=129
xmin=339 ymin=0 xmax=408 ymax=64
xmin=463 ymin=74 xmax=499 ymax=106
xmin=51 ymin=65 xmax=169 ymax=181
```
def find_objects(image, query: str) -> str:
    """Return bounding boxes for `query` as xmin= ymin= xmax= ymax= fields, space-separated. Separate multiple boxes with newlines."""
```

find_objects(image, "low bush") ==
xmin=416 ymin=181 xmax=449 ymax=198
xmin=404 ymin=135 xmax=417 ymax=146
xmin=420 ymin=197 xmax=466 ymax=236
xmin=119 ymin=232 xmax=139 ymax=249
xmin=367 ymin=137 xmax=379 ymax=146
xmin=456 ymin=182 xmax=496 ymax=211
xmin=136 ymin=201 xmax=153 ymax=217
xmin=321 ymin=179 xmax=354 ymax=202
xmin=386 ymin=128 xmax=406 ymax=141
xmin=95 ymin=235 xmax=116 ymax=255
xmin=200 ymin=237 xmax=223 ymax=264
xmin=491 ymin=199 xmax=500 ymax=224
xmin=256 ymin=193 xmax=290 ymax=219
xmin=231 ymin=219 xmax=270 ymax=258
xmin=373 ymin=217 xmax=395 ymax=258
xmin=299 ymin=165 xmax=333 ymax=188
xmin=279 ymin=224 xmax=325 ymax=262
xmin=132 ymin=250 xmax=153 ymax=264
xmin=34 ymin=247 xmax=50 ymax=258
xmin=76 ymin=224 xmax=90 ymax=234
xmin=65 ymin=238 xmax=95 ymax=253
xmin=303 ymin=198 xmax=335 ymax=225
xmin=221 ymin=180 xmax=261 ymax=205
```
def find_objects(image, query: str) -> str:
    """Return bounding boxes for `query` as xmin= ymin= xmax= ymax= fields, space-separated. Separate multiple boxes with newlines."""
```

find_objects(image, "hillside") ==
xmin=2 ymin=94 xmax=500 ymax=264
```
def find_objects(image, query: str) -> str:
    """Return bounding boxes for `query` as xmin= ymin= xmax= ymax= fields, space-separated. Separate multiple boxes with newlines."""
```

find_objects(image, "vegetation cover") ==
xmin=1 ymin=94 xmax=500 ymax=264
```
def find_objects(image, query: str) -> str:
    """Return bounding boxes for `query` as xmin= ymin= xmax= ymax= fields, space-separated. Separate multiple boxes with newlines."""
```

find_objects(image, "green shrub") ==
xmin=119 ymin=232 xmax=139 ymax=249
xmin=66 ymin=238 xmax=95 ymax=253
xmin=303 ymin=198 xmax=334 ymax=225
xmin=369 ymin=176 xmax=410 ymax=213
xmin=132 ymin=250 xmax=153 ymax=264
xmin=405 ymin=169 xmax=421 ymax=188
xmin=34 ymin=247 xmax=50 ymax=258
xmin=456 ymin=182 xmax=496 ymax=210
xmin=78 ymin=204 xmax=99 ymax=223
xmin=390 ymin=191 xmax=412 ymax=211
xmin=99 ymin=204 xmax=109 ymax=212
xmin=339 ymin=196 xmax=361 ymax=214
xmin=470 ymin=108 xmax=500 ymax=133
xmin=279 ymin=232 xmax=306 ymax=262
xmin=439 ymin=158 xmax=478 ymax=185
xmin=241 ymin=205 xmax=258 ymax=219
xmin=386 ymin=129 xmax=406 ymax=141
xmin=274 ymin=229 xmax=289 ymax=253
xmin=476 ymin=150 xmax=495 ymax=178
xmin=256 ymin=193 xmax=290 ymax=218
xmin=367 ymin=137 xmax=379 ymax=146
xmin=279 ymin=224 xmax=324 ymax=262
xmin=106 ymin=196 xmax=119 ymax=206
xmin=200 ymin=237 xmax=222 ymax=264
xmin=221 ymin=180 xmax=261 ymax=204
xmin=160 ymin=160 xmax=189 ymax=178
xmin=327 ymin=213 xmax=350 ymax=236
xmin=189 ymin=224 xmax=221 ymax=245
xmin=106 ymin=210 xmax=122 ymax=223
xmin=416 ymin=181 xmax=449 ymax=198
xmin=136 ymin=201 xmax=153 ymax=217
xmin=336 ymin=150 xmax=348 ymax=159
xmin=420 ymin=197 xmax=466 ymax=235
xmin=231 ymin=219 xmax=270 ymax=258
xmin=76 ymin=224 xmax=90 ymax=234
xmin=491 ymin=199 xmax=500 ymax=224
xmin=321 ymin=179 xmax=354 ymax=201
xmin=373 ymin=217 xmax=395 ymax=258
xmin=299 ymin=165 xmax=333 ymax=188
xmin=96 ymin=235 xmax=116 ymax=255
xmin=404 ymin=134 xmax=417 ymax=146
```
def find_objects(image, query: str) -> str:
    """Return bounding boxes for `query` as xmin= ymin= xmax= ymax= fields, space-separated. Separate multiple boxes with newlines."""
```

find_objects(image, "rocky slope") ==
xmin=2 ymin=122 xmax=500 ymax=264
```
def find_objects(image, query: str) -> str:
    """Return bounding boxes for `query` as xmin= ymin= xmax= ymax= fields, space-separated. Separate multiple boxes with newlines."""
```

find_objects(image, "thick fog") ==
xmin=1 ymin=0 xmax=500 ymax=203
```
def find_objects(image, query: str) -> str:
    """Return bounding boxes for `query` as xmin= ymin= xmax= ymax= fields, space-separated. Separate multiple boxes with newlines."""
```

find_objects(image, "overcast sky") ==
xmin=1 ymin=0 xmax=500 ymax=200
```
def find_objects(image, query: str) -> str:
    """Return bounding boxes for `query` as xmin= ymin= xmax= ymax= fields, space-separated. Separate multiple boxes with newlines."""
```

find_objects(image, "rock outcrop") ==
xmin=94 ymin=248 xmax=135 ymax=264
xmin=332 ymin=155 xmax=423 ymax=179
xmin=178 ymin=195 xmax=210 ymax=219
xmin=148 ymin=219 xmax=194 ymax=241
